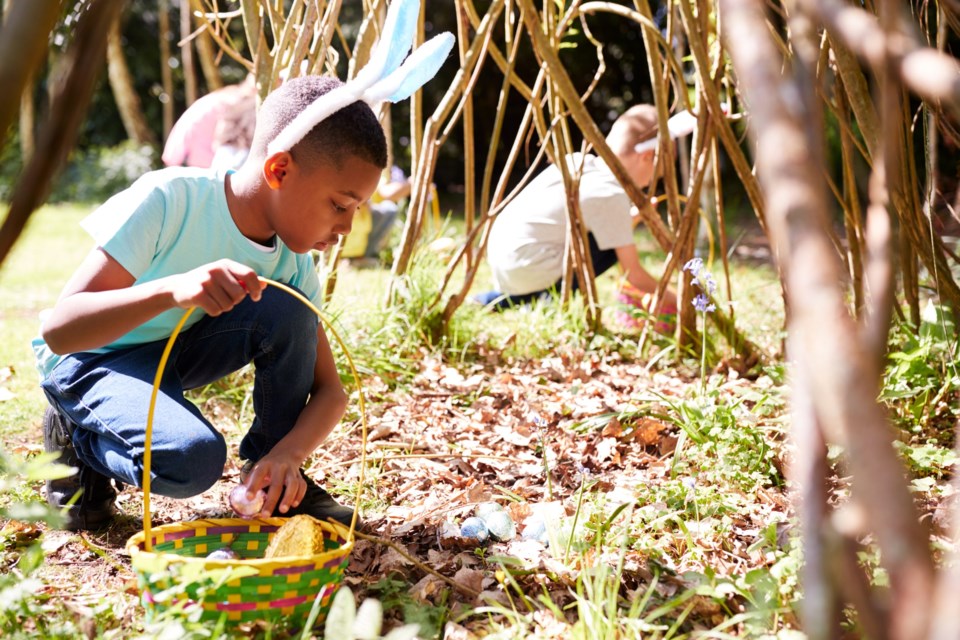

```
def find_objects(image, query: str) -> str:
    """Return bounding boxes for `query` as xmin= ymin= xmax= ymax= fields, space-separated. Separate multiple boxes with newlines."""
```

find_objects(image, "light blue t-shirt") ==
xmin=33 ymin=167 xmax=322 ymax=379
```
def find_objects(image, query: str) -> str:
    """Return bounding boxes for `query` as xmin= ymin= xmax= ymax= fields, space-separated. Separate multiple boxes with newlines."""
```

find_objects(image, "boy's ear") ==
xmin=263 ymin=151 xmax=294 ymax=190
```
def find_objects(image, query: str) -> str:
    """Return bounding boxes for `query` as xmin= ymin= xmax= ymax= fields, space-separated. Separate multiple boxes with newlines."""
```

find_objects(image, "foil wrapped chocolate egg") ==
xmin=475 ymin=502 xmax=505 ymax=519
xmin=460 ymin=516 xmax=490 ymax=542
xmin=482 ymin=510 xmax=516 ymax=542
xmin=229 ymin=484 xmax=266 ymax=518
xmin=206 ymin=547 xmax=240 ymax=561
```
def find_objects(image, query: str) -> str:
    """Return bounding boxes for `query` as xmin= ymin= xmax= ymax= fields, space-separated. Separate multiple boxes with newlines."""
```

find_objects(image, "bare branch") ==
xmin=800 ymin=0 xmax=960 ymax=117
xmin=0 ymin=0 xmax=63 ymax=148
xmin=718 ymin=0 xmax=936 ymax=638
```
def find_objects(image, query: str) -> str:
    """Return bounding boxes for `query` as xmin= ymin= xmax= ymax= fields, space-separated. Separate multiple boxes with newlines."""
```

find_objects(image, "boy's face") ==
xmin=265 ymin=153 xmax=383 ymax=254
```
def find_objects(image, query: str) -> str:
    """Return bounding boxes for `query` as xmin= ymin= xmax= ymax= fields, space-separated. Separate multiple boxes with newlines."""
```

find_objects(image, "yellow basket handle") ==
xmin=142 ymin=278 xmax=368 ymax=551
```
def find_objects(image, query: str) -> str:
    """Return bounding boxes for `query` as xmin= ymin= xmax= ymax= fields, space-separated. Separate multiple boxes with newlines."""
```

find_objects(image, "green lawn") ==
xmin=0 ymin=205 xmax=92 ymax=436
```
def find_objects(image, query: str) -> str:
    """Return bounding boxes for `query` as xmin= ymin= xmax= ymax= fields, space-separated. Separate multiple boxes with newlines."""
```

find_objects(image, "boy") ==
xmin=476 ymin=104 xmax=678 ymax=322
xmin=35 ymin=76 xmax=384 ymax=531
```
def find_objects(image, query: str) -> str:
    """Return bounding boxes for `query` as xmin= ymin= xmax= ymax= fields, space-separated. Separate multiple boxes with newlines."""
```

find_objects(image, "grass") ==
xmin=0 ymin=205 xmax=92 ymax=436
xmin=2 ymin=203 xmax=951 ymax=639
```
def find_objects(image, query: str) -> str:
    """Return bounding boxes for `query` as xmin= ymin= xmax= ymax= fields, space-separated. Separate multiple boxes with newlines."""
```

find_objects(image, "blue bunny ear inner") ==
xmin=380 ymin=0 xmax=421 ymax=77
xmin=355 ymin=0 xmax=421 ymax=87
xmin=366 ymin=32 xmax=455 ymax=104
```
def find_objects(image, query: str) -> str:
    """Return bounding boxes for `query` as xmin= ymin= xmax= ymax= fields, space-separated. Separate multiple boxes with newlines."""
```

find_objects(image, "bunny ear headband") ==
xmin=268 ymin=0 xmax=454 ymax=156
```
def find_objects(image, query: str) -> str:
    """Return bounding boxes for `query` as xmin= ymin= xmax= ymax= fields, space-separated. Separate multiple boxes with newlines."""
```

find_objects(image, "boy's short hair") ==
xmin=251 ymin=76 xmax=387 ymax=169
xmin=608 ymin=104 xmax=659 ymax=154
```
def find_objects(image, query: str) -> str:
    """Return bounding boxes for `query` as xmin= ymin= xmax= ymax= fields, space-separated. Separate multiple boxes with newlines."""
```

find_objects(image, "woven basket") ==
xmin=126 ymin=516 xmax=353 ymax=625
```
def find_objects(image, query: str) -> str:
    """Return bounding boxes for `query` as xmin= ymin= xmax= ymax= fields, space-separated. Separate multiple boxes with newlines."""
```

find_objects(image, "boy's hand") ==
xmin=242 ymin=454 xmax=307 ymax=518
xmin=169 ymin=259 xmax=263 ymax=315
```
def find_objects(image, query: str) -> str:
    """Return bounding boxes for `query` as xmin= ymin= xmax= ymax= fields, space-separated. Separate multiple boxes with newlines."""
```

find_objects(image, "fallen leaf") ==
xmin=410 ymin=574 xmax=444 ymax=603
xmin=601 ymin=417 xmax=624 ymax=438
xmin=632 ymin=418 xmax=668 ymax=445
xmin=452 ymin=567 xmax=485 ymax=594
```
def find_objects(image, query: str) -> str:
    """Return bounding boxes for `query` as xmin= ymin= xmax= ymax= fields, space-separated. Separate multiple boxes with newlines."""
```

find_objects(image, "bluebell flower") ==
xmin=683 ymin=257 xmax=703 ymax=274
xmin=703 ymin=273 xmax=717 ymax=294
xmin=693 ymin=294 xmax=716 ymax=313
xmin=685 ymin=257 xmax=718 ymax=313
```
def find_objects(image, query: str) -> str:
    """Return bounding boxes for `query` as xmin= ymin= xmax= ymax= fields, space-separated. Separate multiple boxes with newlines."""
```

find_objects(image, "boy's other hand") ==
xmin=170 ymin=259 xmax=263 ymax=315
xmin=243 ymin=455 xmax=307 ymax=517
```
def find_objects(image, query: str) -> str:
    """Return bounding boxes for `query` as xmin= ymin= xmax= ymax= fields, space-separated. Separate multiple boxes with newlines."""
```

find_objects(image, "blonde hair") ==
xmin=606 ymin=104 xmax=659 ymax=157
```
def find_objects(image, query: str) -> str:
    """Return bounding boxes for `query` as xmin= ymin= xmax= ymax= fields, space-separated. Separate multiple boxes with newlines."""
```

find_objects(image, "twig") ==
xmin=318 ymin=452 xmax=530 ymax=470
xmin=352 ymin=530 xmax=482 ymax=599
xmin=78 ymin=532 xmax=130 ymax=574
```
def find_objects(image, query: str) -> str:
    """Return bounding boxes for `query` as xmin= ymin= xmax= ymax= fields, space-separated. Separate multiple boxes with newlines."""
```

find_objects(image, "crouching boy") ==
xmin=35 ymin=76 xmax=384 ymax=530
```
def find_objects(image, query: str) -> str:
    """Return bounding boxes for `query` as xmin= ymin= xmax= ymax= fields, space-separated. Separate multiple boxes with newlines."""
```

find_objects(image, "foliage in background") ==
xmin=53 ymin=142 xmax=159 ymax=203
xmin=882 ymin=304 xmax=960 ymax=435
xmin=1 ymin=138 xmax=159 ymax=205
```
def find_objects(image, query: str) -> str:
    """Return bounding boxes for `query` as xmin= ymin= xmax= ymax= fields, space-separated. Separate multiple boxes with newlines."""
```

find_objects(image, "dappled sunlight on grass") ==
xmin=0 ymin=204 xmax=93 ymax=435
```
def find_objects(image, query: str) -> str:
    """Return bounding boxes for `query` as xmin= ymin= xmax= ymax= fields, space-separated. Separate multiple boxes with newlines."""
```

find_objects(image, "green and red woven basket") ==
xmin=126 ymin=517 xmax=353 ymax=625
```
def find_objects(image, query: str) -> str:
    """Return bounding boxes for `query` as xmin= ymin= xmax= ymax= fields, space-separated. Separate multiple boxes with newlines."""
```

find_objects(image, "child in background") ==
xmin=210 ymin=81 xmax=258 ymax=172
xmin=340 ymin=165 xmax=410 ymax=266
xmin=477 ymin=105 xmax=678 ymax=328
xmin=36 ymin=76 xmax=385 ymax=530
xmin=162 ymin=74 xmax=257 ymax=169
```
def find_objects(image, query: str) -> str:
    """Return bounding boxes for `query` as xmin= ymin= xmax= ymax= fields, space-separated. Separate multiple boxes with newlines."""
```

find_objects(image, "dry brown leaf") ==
xmin=632 ymin=418 xmax=668 ymax=445
xmin=601 ymin=417 xmax=624 ymax=438
xmin=452 ymin=567 xmax=485 ymax=594
xmin=410 ymin=574 xmax=445 ymax=603
xmin=594 ymin=437 xmax=619 ymax=465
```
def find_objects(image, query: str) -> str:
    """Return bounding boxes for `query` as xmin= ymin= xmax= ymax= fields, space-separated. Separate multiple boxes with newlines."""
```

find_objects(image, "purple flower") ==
xmin=703 ymin=273 xmax=717 ymax=294
xmin=693 ymin=294 xmax=716 ymax=313
xmin=683 ymin=257 xmax=703 ymax=274
xmin=685 ymin=256 xmax=719 ymax=312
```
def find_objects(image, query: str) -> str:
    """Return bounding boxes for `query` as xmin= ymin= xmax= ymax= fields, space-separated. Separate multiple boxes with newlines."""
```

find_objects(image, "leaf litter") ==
xmin=12 ymin=345 xmax=819 ymax=635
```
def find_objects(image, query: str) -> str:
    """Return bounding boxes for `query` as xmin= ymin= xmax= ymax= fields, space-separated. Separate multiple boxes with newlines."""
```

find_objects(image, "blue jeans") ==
xmin=40 ymin=286 xmax=318 ymax=499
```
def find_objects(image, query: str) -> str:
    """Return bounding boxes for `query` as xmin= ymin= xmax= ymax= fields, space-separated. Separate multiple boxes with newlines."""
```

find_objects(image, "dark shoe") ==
xmin=43 ymin=406 xmax=117 ymax=531
xmin=287 ymin=471 xmax=359 ymax=529
xmin=241 ymin=461 xmax=359 ymax=529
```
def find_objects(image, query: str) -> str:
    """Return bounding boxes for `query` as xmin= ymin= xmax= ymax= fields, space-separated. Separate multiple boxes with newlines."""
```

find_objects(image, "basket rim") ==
xmin=125 ymin=516 xmax=354 ymax=568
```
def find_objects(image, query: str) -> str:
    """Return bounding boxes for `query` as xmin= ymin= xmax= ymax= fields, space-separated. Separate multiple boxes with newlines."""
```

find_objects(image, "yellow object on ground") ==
xmin=340 ymin=205 xmax=373 ymax=258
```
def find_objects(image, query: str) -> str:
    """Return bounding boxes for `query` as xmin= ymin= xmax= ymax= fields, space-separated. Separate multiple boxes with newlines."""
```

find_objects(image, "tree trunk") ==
xmin=191 ymin=0 xmax=222 ymax=92
xmin=179 ymin=0 xmax=196 ymax=105
xmin=0 ymin=0 xmax=127 ymax=268
xmin=158 ymin=0 xmax=174 ymax=139
xmin=719 ymin=0 xmax=937 ymax=638
xmin=0 ymin=0 xmax=63 ymax=147
xmin=107 ymin=11 xmax=158 ymax=146
xmin=18 ymin=72 xmax=35 ymax=162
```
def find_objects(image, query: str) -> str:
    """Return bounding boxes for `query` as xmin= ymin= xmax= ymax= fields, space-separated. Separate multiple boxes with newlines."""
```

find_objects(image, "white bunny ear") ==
xmin=267 ymin=84 xmax=364 ymax=156
xmin=364 ymin=32 xmax=455 ymax=105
